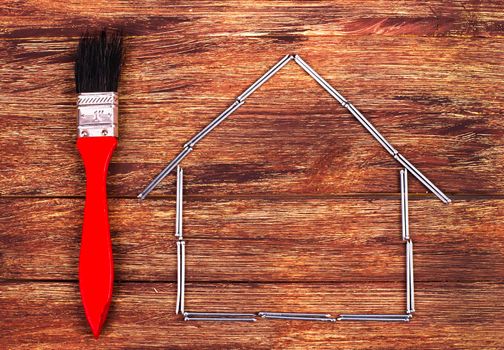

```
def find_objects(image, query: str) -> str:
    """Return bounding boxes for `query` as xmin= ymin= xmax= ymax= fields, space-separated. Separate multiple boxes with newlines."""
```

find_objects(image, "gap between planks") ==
xmin=1 ymin=194 xmax=503 ymax=200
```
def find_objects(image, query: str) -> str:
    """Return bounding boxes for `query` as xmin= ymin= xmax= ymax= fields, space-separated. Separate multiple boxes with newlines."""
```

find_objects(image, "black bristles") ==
xmin=75 ymin=29 xmax=124 ymax=93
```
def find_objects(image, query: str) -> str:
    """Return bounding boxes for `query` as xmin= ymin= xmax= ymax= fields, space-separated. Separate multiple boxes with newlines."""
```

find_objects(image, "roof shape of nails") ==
xmin=138 ymin=55 xmax=451 ymax=204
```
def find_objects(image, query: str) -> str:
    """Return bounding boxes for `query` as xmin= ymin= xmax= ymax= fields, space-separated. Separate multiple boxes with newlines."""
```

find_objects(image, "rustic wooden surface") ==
xmin=1 ymin=1 xmax=503 ymax=349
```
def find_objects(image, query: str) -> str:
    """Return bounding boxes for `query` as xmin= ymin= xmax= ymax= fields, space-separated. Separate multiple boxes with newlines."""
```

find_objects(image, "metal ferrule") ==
xmin=184 ymin=100 xmax=245 ymax=148
xmin=77 ymin=92 xmax=118 ymax=138
xmin=237 ymin=54 xmax=293 ymax=102
xmin=401 ymin=169 xmax=410 ymax=240
xmin=394 ymin=153 xmax=451 ymax=204
xmin=293 ymin=55 xmax=347 ymax=105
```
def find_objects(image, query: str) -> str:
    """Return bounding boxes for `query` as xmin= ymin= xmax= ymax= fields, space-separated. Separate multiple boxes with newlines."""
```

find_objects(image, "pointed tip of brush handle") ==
xmin=80 ymin=272 xmax=112 ymax=339
xmin=89 ymin=307 xmax=109 ymax=338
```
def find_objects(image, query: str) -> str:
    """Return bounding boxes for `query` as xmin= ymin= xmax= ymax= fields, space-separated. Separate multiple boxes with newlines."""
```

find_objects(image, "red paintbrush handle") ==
xmin=77 ymin=136 xmax=117 ymax=338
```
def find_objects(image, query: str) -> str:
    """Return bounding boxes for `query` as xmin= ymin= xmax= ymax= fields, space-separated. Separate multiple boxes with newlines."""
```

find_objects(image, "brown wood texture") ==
xmin=1 ymin=282 xmax=503 ymax=349
xmin=1 ymin=1 xmax=503 ymax=349
xmin=1 ymin=197 xmax=502 ymax=282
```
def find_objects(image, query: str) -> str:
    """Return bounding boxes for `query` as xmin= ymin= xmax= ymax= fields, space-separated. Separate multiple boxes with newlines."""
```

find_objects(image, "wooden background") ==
xmin=1 ymin=1 xmax=503 ymax=349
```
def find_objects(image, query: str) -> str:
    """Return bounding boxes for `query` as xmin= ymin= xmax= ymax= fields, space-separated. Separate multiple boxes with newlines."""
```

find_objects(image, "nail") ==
xmin=295 ymin=54 xmax=451 ymax=201
xmin=338 ymin=315 xmax=410 ymax=322
xmin=339 ymin=314 xmax=411 ymax=319
xmin=184 ymin=100 xmax=244 ymax=148
xmin=138 ymin=147 xmax=192 ymax=200
xmin=409 ymin=239 xmax=415 ymax=313
xmin=258 ymin=312 xmax=332 ymax=318
xmin=293 ymin=55 xmax=346 ymax=105
xmin=401 ymin=169 xmax=409 ymax=240
xmin=176 ymin=240 xmax=182 ymax=314
xmin=237 ymin=54 xmax=293 ymax=102
xmin=175 ymin=166 xmax=183 ymax=238
xmin=262 ymin=315 xmax=336 ymax=322
xmin=293 ymin=55 xmax=398 ymax=157
xmin=406 ymin=239 xmax=412 ymax=313
xmin=180 ymin=240 xmax=186 ymax=314
xmin=394 ymin=153 xmax=451 ymax=204
xmin=184 ymin=317 xmax=256 ymax=322
xmin=345 ymin=103 xmax=398 ymax=156
xmin=184 ymin=312 xmax=256 ymax=317
xmin=140 ymin=55 xmax=295 ymax=198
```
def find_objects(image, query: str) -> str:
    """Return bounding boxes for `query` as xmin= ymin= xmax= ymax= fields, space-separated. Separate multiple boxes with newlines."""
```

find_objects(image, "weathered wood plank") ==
xmin=2 ymin=36 xmax=503 ymax=108
xmin=1 ymin=35 xmax=503 ymax=196
xmin=1 ymin=198 xmax=501 ymax=282
xmin=1 ymin=0 xmax=504 ymax=39
xmin=1 ymin=0 xmax=503 ymax=348
xmin=1 ymin=281 xmax=502 ymax=349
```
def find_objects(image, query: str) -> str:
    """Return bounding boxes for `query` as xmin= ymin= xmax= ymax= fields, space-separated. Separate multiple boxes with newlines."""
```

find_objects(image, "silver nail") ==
xmin=258 ymin=312 xmax=332 ymax=318
xmin=262 ymin=315 xmax=336 ymax=322
xmin=401 ymin=169 xmax=410 ymax=240
xmin=175 ymin=166 xmax=183 ymax=238
xmin=339 ymin=314 xmax=411 ymax=319
xmin=293 ymin=55 xmax=347 ymax=105
xmin=184 ymin=100 xmax=244 ymax=148
xmin=180 ymin=240 xmax=186 ymax=314
xmin=406 ymin=239 xmax=412 ymax=313
xmin=294 ymin=55 xmax=398 ymax=157
xmin=138 ymin=147 xmax=192 ymax=200
xmin=345 ymin=103 xmax=398 ymax=156
xmin=295 ymin=55 xmax=450 ymax=202
xmin=338 ymin=315 xmax=410 ymax=322
xmin=184 ymin=317 xmax=256 ymax=322
xmin=237 ymin=54 xmax=293 ymax=102
xmin=409 ymin=239 xmax=415 ymax=313
xmin=184 ymin=312 xmax=256 ymax=317
xmin=395 ymin=153 xmax=451 ymax=204
xmin=176 ymin=240 xmax=182 ymax=314
xmin=140 ymin=55 xmax=293 ymax=197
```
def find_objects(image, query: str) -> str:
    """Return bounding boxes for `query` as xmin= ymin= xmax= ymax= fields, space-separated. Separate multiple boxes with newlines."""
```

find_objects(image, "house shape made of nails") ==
xmin=140 ymin=55 xmax=451 ymax=323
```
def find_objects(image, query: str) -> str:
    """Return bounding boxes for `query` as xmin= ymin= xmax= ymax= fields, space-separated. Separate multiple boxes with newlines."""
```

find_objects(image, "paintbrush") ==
xmin=75 ymin=29 xmax=124 ymax=338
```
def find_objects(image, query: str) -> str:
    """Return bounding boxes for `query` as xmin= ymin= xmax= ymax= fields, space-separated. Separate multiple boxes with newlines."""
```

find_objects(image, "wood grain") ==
xmin=2 ymin=1 xmax=504 ymax=39
xmin=1 ymin=35 xmax=503 ymax=196
xmin=1 ymin=0 xmax=503 ymax=348
xmin=1 ymin=198 xmax=502 ymax=282
xmin=1 ymin=282 xmax=503 ymax=349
